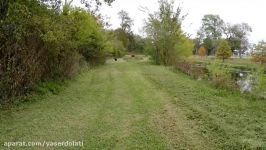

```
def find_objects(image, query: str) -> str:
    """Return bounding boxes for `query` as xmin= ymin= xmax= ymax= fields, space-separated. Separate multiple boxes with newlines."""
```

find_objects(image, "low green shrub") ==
xmin=250 ymin=67 xmax=266 ymax=98
xmin=35 ymin=82 xmax=64 ymax=95
xmin=207 ymin=62 xmax=236 ymax=89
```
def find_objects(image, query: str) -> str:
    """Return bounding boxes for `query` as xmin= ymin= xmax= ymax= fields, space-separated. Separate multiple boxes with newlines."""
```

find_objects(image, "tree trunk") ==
xmin=0 ymin=0 xmax=9 ymax=20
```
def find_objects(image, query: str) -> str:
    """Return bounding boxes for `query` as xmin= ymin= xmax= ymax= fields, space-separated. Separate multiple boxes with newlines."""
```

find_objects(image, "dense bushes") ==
xmin=105 ymin=31 xmax=127 ymax=57
xmin=0 ymin=0 xmax=108 ymax=103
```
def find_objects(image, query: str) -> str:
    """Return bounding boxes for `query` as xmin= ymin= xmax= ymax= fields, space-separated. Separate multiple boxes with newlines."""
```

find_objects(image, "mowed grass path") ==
xmin=1 ymin=59 xmax=266 ymax=149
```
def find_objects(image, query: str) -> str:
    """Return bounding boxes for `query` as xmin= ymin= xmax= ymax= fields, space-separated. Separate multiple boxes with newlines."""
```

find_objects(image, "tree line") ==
xmin=194 ymin=14 xmax=252 ymax=59
xmin=142 ymin=0 xmax=266 ymax=65
xmin=1 ymin=0 xmax=265 ymax=104
xmin=0 ymin=0 xmax=150 ymax=104
xmin=194 ymin=14 xmax=266 ymax=64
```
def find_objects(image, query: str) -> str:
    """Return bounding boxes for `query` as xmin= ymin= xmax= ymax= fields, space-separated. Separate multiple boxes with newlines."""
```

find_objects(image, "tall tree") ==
xmin=118 ymin=10 xmax=133 ymax=32
xmin=224 ymin=23 xmax=252 ymax=58
xmin=197 ymin=14 xmax=224 ymax=55
xmin=201 ymin=14 xmax=224 ymax=40
xmin=145 ymin=0 xmax=192 ymax=65
xmin=117 ymin=10 xmax=135 ymax=51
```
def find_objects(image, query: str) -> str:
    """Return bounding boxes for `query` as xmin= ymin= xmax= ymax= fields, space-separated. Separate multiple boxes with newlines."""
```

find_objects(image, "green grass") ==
xmin=0 ymin=58 xmax=266 ymax=149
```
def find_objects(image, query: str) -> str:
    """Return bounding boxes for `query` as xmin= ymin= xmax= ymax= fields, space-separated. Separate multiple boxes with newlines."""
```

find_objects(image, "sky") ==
xmin=79 ymin=0 xmax=266 ymax=43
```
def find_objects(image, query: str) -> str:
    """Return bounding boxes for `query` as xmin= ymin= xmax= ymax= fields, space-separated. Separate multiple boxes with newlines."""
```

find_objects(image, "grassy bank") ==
xmin=0 ymin=59 xmax=265 ymax=149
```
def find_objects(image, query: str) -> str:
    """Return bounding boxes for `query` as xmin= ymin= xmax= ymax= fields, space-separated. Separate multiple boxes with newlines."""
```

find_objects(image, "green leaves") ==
xmin=0 ymin=0 xmax=109 ymax=102
xmin=175 ymin=36 xmax=194 ymax=58
xmin=201 ymin=14 xmax=224 ymax=40
xmin=145 ymin=0 xmax=192 ymax=65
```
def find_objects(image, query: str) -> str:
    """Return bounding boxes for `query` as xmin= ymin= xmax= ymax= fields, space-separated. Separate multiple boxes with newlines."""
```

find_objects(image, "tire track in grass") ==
xmin=3 ymin=60 xmax=264 ymax=149
xmin=140 ymin=63 xmax=259 ymax=149
xmin=122 ymin=62 xmax=213 ymax=149
xmin=113 ymin=62 xmax=169 ymax=149
xmin=150 ymin=90 xmax=216 ymax=150
xmin=81 ymin=62 xmax=167 ymax=149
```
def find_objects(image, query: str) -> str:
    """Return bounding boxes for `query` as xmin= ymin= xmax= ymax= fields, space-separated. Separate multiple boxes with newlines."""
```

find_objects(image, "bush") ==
xmin=0 ymin=1 xmax=108 ymax=104
xmin=207 ymin=62 xmax=236 ymax=89
xmin=250 ymin=67 xmax=266 ymax=98
xmin=35 ymin=82 xmax=64 ymax=95
xmin=252 ymin=41 xmax=266 ymax=64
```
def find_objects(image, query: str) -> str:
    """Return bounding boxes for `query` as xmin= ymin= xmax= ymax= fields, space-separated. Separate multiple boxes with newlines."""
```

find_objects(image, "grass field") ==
xmin=0 ymin=58 xmax=266 ymax=149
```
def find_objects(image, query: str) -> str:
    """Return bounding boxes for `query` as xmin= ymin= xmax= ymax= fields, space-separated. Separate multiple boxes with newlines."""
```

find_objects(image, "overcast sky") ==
xmin=96 ymin=0 xmax=266 ymax=43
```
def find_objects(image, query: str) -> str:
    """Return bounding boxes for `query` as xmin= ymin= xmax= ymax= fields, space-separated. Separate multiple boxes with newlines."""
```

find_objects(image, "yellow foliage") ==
xmin=216 ymin=40 xmax=232 ymax=62
xmin=198 ymin=46 xmax=207 ymax=57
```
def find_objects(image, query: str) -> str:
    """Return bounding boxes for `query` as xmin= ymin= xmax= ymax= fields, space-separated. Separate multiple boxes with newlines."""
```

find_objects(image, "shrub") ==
xmin=252 ymin=41 xmax=266 ymax=64
xmin=198 ymin=46 xmax=207 ymax=57
xmin=207 ymin=62 xmax=236 ymax=89
xmin=35 ymin=82 xmax=64 ymax=95
xmin=216 ymin=40 xmax=232 ymax=62
xmin=0 ymin=1 xmax=109 ymax=104
xmin=250 ymin=67 xmax=266 ymax=98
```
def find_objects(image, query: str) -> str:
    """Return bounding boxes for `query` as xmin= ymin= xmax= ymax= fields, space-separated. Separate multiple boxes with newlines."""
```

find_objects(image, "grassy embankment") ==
xmin=0 ymin=58 xmax=265 ymax=149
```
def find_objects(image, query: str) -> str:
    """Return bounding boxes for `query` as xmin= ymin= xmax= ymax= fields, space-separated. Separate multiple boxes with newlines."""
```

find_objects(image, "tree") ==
xmin=216 ymin=40 xmax=232 ymax=62
xmin=175 ymin=35 xmax=194 ymax=58
xmin=201 ymin=14 xmax=224 ymax=40
xmin=193 ymin=28 xmax=205 ymax=54
xmin=40 ymin=0 xmax=115 ymax=8
xmin=105 ymin=30 xmax=126 ymax=57
xmin=224 ymin=23 xmax=252 ymax=58
xmin=73 ymin=9 xmax=107 ymax=65
xmin=145 ymin=0 xmax=192 ymax=65
xmin=0 ymin=0 xmax=9 ymax=20
xmin=252 ymin=41 xmax=266 ymax=64
xmin=114 ymin=28 xmax=129 ymax=50
xmin=198 ymin=46 xmax=207 ymax=58
xmin=202 ymin=37 xmax=215 ymax=55
xmin=134 ymin=35 xmax=146 ymax=53
xmin=118 ymin=10 xmax=133 ymax=32
xmin=116 ymin=10 xmax=136 ymax=52
xmin=197 ymin=14 xmax=224 ymax=55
